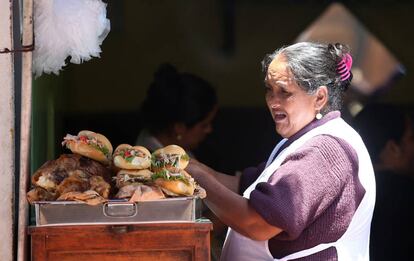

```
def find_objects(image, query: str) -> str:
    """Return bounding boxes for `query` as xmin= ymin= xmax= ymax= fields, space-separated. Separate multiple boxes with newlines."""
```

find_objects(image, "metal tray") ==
xmin=34 ymin=197 xmax=202 ymax=227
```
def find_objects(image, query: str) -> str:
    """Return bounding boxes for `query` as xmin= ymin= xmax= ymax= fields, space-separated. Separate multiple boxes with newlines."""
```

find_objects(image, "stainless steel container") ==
xmin=34 ymin=197 xmax=202 ymax=226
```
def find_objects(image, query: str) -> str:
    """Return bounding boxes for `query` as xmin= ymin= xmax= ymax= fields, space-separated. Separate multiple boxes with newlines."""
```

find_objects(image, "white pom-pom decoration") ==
xmin=33 ymin=0 xmax=110 ymax=77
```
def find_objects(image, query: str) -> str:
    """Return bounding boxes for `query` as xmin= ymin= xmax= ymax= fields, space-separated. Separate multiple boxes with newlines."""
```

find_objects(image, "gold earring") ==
xmin=316 ymin=112 xmax=322 ymax=120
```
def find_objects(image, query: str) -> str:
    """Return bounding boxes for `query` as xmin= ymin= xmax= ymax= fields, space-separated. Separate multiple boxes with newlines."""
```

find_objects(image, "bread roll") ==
xmin=113 ymin=144 xmax=151 ymax=169
xmin=153 ymin=169 xmax=195 ymax=196
xmin=115 ymin=169 xmax=153 ymax=188
xmin=151 ymin=144 xmax=190 ymax=172
xmin=63 ymin=130 xmax=113 ymax=165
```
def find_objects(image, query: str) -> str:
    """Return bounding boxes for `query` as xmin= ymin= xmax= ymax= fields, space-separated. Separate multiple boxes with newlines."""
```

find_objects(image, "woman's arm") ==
xmin=207 ymin=166 xmax=241 ymax=193
xmin=187 ymin=159 xmax=283 ymax=241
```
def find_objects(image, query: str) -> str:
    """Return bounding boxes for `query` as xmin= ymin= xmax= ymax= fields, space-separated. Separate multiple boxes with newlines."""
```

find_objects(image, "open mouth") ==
xmin=274 ymin=112 xmax=287 ymax=122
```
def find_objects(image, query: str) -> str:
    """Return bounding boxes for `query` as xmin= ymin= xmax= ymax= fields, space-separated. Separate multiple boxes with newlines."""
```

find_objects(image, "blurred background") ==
xmin=32 ymin=0 xmax=414 ymax=175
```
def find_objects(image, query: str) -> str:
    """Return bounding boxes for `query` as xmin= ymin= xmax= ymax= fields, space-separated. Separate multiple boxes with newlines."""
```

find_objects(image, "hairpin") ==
xmin=337 ymin=53 xmax=353 ymax=81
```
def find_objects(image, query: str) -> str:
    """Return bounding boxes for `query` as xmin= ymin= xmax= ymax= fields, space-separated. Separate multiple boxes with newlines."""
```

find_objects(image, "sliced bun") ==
xmin=115 ymin=169 xmax=153 ymax=188
xmin=66 ymin=142 xmax=109 ymax=164
xmin=153 ymin=169 xmax=195 ymax=196
xmin=152 ymin=144 xmax=190 ymax=171
xmin=158 ymin=144 xmax=186 ymax=154
xmin=113 ymin=144 xmax=151 ymax=169
xmin=155 ymin=179 xmax=195 ymax=197
xmin=78 ymin=130 xmax=113 ymax=154
xmin=63 ymin=130 xmax=113 ymax=165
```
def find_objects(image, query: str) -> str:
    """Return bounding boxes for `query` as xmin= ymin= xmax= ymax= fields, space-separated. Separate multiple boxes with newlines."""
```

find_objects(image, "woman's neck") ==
xmin=155 ymin=132 xmax=180 ymax=147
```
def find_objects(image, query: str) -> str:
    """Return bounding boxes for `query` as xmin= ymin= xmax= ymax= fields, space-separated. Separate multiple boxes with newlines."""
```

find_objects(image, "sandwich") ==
xmin=150 ymin=145 xmax=195 ymax=196
xmin=114 ymin=168 xmax=166 ymax=201
xmin=151 ymin=144 xmax=190 ymax=172
xmin=113 ymin=144 xmax=151 ymax=170
xmin=112 ymin=144 xmax=162 ymax=201
xmin=115 ymin=168 xmax=153 ymax=188
xmin=62 ymin=130 xmax=113 ymax=165
xmin=152 ymin=168 xmax=196 ymax=196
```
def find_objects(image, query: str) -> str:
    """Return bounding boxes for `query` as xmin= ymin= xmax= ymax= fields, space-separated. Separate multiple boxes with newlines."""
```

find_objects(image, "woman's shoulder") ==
xmin=304 ymin=134 xmax=357 ymax=160
xmin=284 ymin=134 xmax=358 ymax=180
xmin=293 ymin=134 xmax=358 ymax=180
xmin=135 ymin=129 xmax=163 ymax=152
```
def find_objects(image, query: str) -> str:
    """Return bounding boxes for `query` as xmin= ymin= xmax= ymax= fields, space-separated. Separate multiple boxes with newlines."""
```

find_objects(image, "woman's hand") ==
xmin=187 ymin=158 xmax=240 ymax=193
xmin=186 ymin=158 xmax=283 ymax=241
xmin=186 ymin=158 xmax=209 ymax=180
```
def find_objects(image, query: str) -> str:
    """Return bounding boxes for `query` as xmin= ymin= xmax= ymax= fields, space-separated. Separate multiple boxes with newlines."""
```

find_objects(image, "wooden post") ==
xmin=17 ymin=0 xmax=34 ymax=260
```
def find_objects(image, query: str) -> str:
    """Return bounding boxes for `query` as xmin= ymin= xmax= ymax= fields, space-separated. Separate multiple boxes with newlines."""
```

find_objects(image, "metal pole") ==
xmin=0 ymin=0 xmax=15 ymax=260
xmin=17 ymin=0 xmax=33 ymax=260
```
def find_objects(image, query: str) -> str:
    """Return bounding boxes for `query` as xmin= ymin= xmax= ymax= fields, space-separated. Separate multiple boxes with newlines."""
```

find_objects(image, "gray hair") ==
xmin=261 ymin=42 xmax=352 ymax=114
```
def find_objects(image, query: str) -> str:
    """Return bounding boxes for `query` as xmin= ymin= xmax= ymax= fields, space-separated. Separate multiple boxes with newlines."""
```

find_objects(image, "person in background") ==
xmin=135 ymin=63 xmax=224 ymax=260
xmin=353 ymin=103 xmax=414 ymax=261
xmin=136 ymin=63 xmax=218 ymax=155
xmin=186 ymin=42 xmax=376 ymax=261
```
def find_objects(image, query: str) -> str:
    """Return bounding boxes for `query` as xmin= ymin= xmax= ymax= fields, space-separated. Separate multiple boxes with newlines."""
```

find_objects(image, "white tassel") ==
xmin=33 ymin=0 xmax=110 ymax=77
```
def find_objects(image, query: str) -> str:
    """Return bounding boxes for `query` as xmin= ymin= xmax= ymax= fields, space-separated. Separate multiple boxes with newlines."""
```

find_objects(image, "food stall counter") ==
xmin=28 ymin=219 xmax=212 ymax=261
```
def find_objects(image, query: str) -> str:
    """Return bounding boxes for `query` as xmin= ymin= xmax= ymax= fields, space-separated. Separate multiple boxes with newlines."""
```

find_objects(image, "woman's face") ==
xmin=181 ymin=105 xmax=218 ymax=150
xmin=265 ymin=54 xmax=318 ymax=138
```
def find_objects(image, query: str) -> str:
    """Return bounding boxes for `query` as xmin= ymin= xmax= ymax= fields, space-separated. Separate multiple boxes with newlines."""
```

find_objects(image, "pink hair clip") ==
xmin=337 ymin=53 xmax=353 ymax=81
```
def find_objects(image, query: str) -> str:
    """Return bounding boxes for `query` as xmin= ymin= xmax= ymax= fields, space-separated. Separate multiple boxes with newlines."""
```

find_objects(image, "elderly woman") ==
xmin=187 ymin=42 xmax=376 ymax=261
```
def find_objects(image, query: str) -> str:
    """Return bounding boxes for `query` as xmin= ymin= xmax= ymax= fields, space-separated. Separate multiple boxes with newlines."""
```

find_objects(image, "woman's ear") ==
xmin=315 ymin=86 xmax=328 ymax=111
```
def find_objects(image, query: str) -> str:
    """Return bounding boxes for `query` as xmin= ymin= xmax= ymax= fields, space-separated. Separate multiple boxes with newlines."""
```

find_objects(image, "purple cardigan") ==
xmin=240 ymin=112 xmax=365 ymax=260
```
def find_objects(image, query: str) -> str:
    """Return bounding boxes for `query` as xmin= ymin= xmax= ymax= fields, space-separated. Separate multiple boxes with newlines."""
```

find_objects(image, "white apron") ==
xmin=220 ymin=117 xmax=376 ymax=261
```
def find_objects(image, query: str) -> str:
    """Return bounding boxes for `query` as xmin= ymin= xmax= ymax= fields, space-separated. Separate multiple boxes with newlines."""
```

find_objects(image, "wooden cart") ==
xmin=29 ymin=221 xmax=212 ymax=261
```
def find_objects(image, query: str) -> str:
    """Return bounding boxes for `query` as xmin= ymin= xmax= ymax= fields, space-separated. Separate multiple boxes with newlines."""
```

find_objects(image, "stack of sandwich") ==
xmin=151 ymin=145 xmax=196 ymax=197
xmin=113 ymin=144 xmax=166 ymax=201
xmin=114 ymin=144 xmax=198 ymax=201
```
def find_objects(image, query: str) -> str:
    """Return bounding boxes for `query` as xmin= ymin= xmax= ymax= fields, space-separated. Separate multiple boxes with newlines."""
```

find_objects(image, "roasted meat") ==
xmin=28 ymin=154 xmax=114 ymax=202
xmin=57 ymin=190 xmax=107 ymax=206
